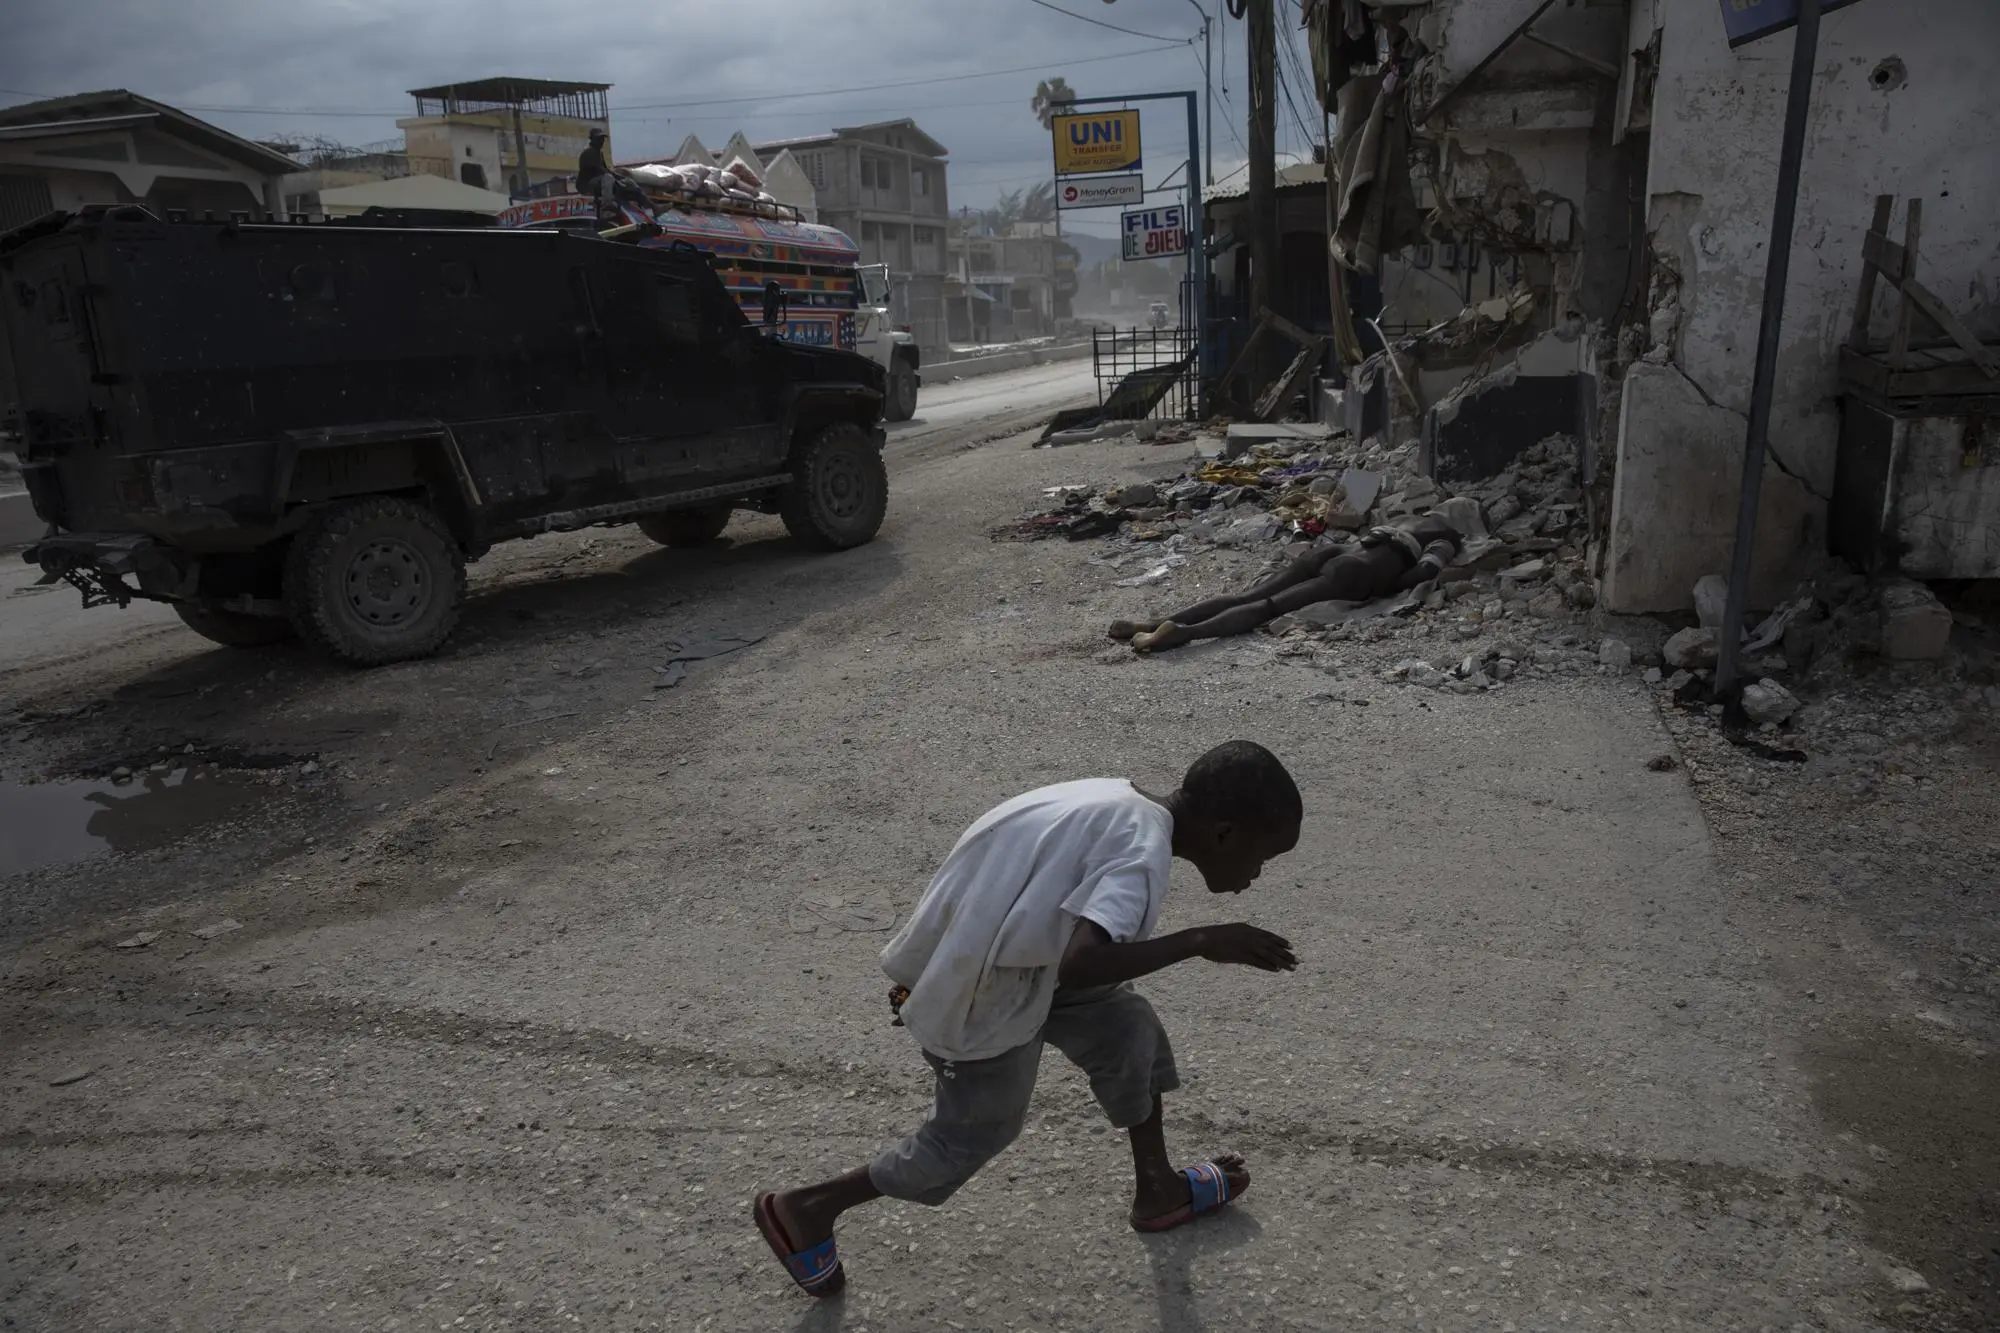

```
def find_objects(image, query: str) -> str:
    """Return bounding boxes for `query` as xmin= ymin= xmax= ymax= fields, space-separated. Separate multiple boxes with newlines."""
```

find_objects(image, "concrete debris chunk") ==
xmin=1663 ymin=627 xmax=1719 ymax=670
xmin=111 ymin=931 xmax=161 ymax=949
xmin=1499 ymin=558 xmax=1548 ymax=583
xmin=1740 ymin=677 xmax=1800 ymax=726
xmin=191 ymin=918 xmax=243 ymax=940
xmin=1485 ymin=494 xmax=1523 ymax=526
xmin=1104 ymin=482 xmax=1158 ymax=509
xmin=1877 ymin=580 xmax=1952 ymax=660
xmin=1339 ymin=468 xmax=1385 ymax=517
xmin=1598 ymin=638 xmax=1633 ymax=671
xmin=1429 ymin=496 xmax=1486 ymax=540
xmin=1693 ymin=574 xmax=1731 ymax=629
xmin=1217 ymin=514 xmax=1282 ymax=545
xmin=1883 ymin=1266 xmax=1931 ymax=1294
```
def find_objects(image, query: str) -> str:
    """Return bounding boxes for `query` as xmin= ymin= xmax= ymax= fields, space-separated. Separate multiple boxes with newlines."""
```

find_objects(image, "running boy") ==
xmin=754 ymin=740 xmax=1303 ymax=1296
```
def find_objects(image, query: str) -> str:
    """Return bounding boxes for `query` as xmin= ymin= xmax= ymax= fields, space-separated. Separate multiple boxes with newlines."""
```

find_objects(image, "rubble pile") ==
xmin=1003 ymin=427 xmax=1590 ymax=577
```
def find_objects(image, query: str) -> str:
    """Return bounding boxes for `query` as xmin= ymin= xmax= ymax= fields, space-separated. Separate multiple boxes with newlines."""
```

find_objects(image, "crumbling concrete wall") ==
xmin=1604 ymin=0 xmax=2000 ymax=611
xmin=1603 ymin=363 xmax=1823 ymax=613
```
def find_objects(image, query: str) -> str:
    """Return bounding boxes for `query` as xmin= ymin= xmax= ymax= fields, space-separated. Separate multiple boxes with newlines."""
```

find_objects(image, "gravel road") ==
xmin=0 ymin=361 xmax=1989 ymax=1331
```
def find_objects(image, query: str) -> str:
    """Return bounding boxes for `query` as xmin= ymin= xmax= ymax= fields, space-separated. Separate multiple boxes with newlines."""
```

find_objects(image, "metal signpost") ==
xmin=1714 ymin=0 xmax=1842 ymax=703
xmin=1051 ymin=92 xmax=1205 ymax=416
xmin=1718 ymin=0 xmax=1859 ymax=46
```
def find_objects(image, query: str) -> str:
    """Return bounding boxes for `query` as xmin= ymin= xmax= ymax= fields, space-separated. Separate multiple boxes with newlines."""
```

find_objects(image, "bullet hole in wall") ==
xmin=1869 ymin=57 xmax=1907 ymax=92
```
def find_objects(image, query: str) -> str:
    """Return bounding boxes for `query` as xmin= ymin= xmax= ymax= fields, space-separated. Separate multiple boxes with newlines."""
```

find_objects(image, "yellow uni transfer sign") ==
xmin=1051 ymin=110 xmax=1142 ymax=176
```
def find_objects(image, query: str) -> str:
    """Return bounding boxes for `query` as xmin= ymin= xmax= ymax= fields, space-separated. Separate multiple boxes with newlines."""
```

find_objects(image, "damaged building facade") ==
xmin=1322 ymin=0 xmax=2000 ymax=614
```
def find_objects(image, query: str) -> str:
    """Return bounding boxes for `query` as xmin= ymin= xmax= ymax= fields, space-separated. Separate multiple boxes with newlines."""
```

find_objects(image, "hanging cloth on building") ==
xmin=1305 ymin=0 xmax=1381 ymax=106
xmin=1330 ymin=69 xmax=1421 ymax=276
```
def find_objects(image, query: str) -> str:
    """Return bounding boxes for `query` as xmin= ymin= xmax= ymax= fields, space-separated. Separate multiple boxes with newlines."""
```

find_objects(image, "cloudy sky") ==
xmin=1 ymin=0 xmax=1325 ymax=238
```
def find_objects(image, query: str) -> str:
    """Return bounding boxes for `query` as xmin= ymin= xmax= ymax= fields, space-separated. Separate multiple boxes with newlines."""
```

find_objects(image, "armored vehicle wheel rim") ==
xmin=819 ymin=450 xmax=868 ymax=521
xmin=345 ymin=539 xmax=432 ymax=627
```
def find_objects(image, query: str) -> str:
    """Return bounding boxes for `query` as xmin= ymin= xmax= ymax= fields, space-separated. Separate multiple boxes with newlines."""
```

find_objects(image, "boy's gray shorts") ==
xmin=868 ymin=984 xmax=1179 ymax=1206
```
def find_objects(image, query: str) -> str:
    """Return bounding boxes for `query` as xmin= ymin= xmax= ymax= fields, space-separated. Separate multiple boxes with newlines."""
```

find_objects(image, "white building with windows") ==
xmin=755 ymin=119 xmax=951 ymax=354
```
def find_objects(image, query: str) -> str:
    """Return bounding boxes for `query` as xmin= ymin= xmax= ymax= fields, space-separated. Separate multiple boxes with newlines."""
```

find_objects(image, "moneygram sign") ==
xmin=1121 ymin=205 xmax=1188 ymax=262
xmin=1051 ymin=110 xmax=1142 ymax=176
xmin=1059 ymin=174 xmax=1144 ymax=211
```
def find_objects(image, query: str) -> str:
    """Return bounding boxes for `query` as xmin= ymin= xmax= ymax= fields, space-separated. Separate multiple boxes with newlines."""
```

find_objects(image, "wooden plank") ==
xmin=1841 ymin=345 xmax=2000 ymax=398
xmin=1859 ymin=232 xmax=2000 ymax=378
xmin=1891 ymin=198 xmax=1922 ymax=370
xmin=1253 ymin=337 xmax=1328 ymax=421
xmin=1213 ymin=312 xmax=1275 ymax=412
xmin=1847 ymin=194 xmax=1894 ymax=352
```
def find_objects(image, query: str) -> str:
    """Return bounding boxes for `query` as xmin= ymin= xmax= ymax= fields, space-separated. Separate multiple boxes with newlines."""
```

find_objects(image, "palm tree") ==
xmin=1030 ymin=77 xmax=1077 ymax=129
xmin=1020 ymin=180 xmax=1057 ymax=224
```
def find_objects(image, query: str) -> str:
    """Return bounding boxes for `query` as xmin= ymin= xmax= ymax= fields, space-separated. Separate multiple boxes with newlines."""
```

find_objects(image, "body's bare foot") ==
xmin=1131 ymin=1153 xmax=1250 ymax=1227
xmin=1107 ymin=619 xmax=1158 ymax=641
xmin=1130 ymin=622 xmax=1181 ymax=653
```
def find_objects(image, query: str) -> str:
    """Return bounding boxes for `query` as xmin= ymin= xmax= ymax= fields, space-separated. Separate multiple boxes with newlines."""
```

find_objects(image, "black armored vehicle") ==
xmin=0 ymin=205 xmax=890 ymax=664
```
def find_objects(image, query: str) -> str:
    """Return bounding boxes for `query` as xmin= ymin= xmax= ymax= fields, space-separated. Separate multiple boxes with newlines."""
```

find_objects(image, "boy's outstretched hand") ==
xmin=1194 ymin=924 xmax=1297 ymax=972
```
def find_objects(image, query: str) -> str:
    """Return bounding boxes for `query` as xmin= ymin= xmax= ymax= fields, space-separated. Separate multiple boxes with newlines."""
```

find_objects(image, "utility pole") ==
xmin=1246 ymin=0 xmax=1278 ymax=332
xmin=1187 ymin=1 xmax=1214 ymax=186
xmin=509 ymin=104 xmax=532 ymax=199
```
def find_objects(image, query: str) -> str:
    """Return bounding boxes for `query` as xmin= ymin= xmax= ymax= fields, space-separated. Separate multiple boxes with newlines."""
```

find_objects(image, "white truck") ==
xmin=856 ymin=263 xmax=921 ymax=422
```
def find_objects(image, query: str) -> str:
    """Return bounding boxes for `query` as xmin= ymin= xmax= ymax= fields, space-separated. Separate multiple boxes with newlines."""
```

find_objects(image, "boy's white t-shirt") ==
xmin=880 ymin=778 xmax=1174 ymax=1063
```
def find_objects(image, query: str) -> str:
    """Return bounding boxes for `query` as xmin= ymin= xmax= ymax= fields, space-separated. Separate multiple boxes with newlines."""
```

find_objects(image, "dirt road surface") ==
xmin=2 ymin=359 xmax=1991 ymax=1331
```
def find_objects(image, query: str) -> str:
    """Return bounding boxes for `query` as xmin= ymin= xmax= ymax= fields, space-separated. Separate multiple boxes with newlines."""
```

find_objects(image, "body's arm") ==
xmin=1056 ymin=917 xmax=1295 ymax=990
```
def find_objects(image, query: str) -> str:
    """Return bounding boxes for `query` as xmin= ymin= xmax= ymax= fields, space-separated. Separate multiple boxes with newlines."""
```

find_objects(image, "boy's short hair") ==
xmin=1181 ymin=740 xmax=1303 ymax=828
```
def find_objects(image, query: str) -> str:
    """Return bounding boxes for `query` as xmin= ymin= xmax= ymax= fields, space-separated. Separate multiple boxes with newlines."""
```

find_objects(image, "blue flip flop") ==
xmin=754 ymin=1192 xmax=845 ymax=1296
xmin=1131 ymin=1161 xmax=1244 ymax=1233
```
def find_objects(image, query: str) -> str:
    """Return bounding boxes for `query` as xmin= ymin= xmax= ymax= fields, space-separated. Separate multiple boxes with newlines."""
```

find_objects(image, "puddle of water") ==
xmin=0 ymin=768 xmax=271 ymax=877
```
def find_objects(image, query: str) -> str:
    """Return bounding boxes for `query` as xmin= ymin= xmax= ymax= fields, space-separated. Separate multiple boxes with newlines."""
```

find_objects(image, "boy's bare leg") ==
xmin=770 ymin=1167 xmax=882 ymax=1251
xmin=1125 ymin=1095 xmax=1251 ymax=1225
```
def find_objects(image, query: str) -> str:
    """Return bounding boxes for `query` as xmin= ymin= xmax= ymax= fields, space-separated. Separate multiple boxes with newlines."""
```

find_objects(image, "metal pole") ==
xmin=1187 ymin=88 xmax=1207 ymax=417
xmin=510 ymin=104 xmax=532 ymax=198
xmin=1247 ymin=0 xmax=1278 ymax=328
xmin=1059 ymin=92 xmax=1207 ymax=418
xmin=1715 ymin=0 xmax=1821 ymax=704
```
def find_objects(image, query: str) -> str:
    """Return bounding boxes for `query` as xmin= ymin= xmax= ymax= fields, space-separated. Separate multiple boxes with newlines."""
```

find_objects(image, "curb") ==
xmin=0 ymin=491 xmax=41 ymax=551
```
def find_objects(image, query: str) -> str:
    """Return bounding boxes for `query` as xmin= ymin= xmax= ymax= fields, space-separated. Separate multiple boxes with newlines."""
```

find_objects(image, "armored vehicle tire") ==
xmin=636 ymin=506 xmax=732 ymax=548
xmin=885 ymin=362 xmax=918 ymax=423
xmin=780 ymin=422 xmax=888 ymax=551
xmin=284 ymin=497 xmax=466 ymax=666
xmin=173 ymin=603 xmax=295 ymax=648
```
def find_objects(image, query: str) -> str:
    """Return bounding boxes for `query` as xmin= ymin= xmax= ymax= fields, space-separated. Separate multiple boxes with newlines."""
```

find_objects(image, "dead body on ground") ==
xmin=1111 ymin=515 xmax=1462 ymax=652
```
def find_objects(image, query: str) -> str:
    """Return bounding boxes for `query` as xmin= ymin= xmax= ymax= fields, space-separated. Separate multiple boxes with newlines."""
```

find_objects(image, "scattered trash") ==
xmin=1112 ymin=561 xmax=1184 ymax=588
xmin=653 ymin=633 xmax=766 ymax=689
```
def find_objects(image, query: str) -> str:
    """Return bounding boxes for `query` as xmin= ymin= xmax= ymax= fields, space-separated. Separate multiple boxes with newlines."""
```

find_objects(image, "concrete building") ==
xmin=946 ymin=228 xmax=1067 ymax=344
xmin=757 ymin=120 xmax=951 ymax=354
xmin=397 ymin=78 xmax=610 ymax=196
xmin=275 ymin=145 xmax=413 ymax=219
xmin=0 ymin=89 xmax=299 ymax=229
xmin=1327 ymin=0 xmax=2000 ymax=612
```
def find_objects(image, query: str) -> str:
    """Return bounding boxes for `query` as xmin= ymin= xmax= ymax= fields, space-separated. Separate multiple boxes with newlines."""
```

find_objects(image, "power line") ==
xmin=1020 ymin=0 xmax=1191 ymax=42
xmin=3 ymin=44 xmax=1192 ymax=122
